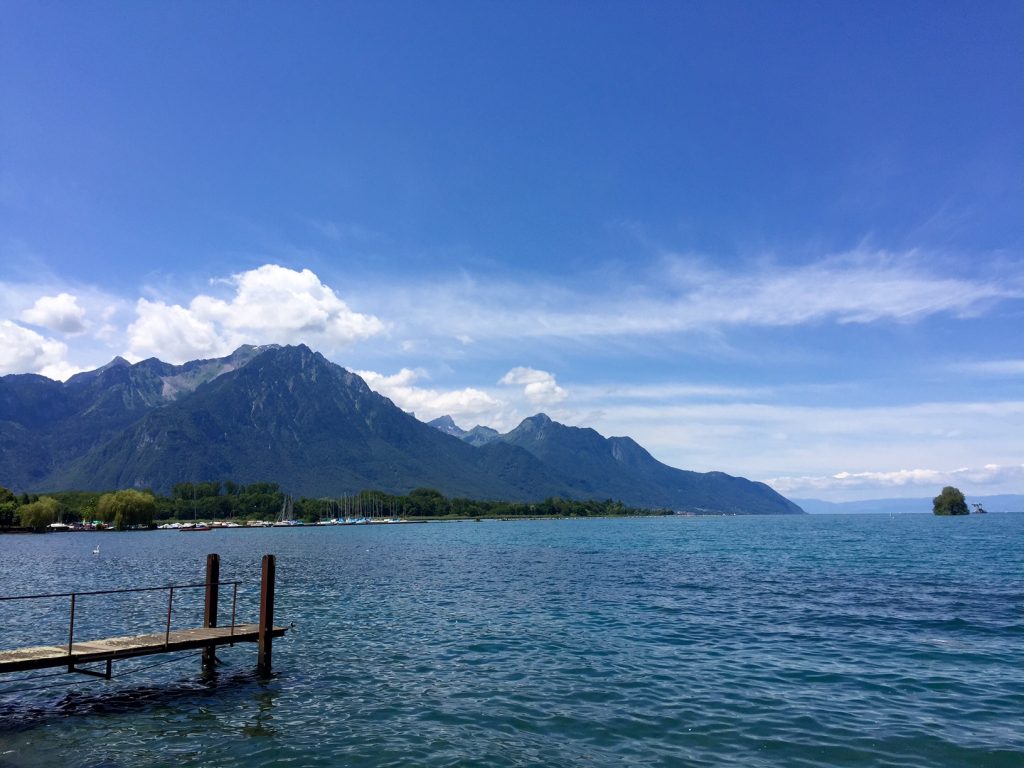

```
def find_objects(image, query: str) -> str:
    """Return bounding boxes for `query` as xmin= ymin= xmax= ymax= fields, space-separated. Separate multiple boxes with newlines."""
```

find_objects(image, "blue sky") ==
xmin=2 ymin=2 xmax=1022 ymax=501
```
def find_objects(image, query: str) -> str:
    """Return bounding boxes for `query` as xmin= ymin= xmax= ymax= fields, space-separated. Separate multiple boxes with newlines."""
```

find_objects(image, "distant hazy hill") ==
xmin=0 ymin=345 xmax=802 ymax=513
xmin=794 ymin=495 xmax=1024 ymax=514
xmin=427 ymin=416 xmax=500 ymax=447
xmin=433 ymin=412 xmax=803 ymax=515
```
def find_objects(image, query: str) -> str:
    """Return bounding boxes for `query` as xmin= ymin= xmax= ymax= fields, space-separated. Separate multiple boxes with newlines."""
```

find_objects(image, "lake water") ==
xmin=1 ymin=514 xmax=1022 ymax=767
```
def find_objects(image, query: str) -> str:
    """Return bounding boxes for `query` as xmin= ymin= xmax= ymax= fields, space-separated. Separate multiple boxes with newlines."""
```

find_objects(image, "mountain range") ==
xmin=0 ymin=344 xmax=803 ymax=514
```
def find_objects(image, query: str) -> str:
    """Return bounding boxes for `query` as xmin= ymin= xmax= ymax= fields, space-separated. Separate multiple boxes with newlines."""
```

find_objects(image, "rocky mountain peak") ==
xmin=428 ymin=415 xmax=467 ymax=437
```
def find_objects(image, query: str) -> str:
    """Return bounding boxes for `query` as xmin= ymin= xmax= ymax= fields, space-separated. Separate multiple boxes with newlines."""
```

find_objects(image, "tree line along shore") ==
xmin=0 ymin=481 xmax=672 ymax=532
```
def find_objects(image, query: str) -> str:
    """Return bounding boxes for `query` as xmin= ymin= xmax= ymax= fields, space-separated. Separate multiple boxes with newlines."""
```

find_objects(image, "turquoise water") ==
xmin=1 ymin=514 xmax=1022 ymax=767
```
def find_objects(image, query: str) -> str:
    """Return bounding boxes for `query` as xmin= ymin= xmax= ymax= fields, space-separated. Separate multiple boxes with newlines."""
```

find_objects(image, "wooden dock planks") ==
xmin=0 ymin=623 xmax=288 ymax=674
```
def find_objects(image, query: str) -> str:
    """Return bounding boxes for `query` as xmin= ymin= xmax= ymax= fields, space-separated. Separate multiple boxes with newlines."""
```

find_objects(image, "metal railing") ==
xmin=1 ymin=553 xmax=279 ymax=678
xmin=0 ymin=579 xmax=245 ymax=657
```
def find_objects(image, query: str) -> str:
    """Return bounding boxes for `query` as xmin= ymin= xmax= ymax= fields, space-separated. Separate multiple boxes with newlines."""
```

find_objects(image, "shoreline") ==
xmin=1 ymin=511 xmax=685 ymax=534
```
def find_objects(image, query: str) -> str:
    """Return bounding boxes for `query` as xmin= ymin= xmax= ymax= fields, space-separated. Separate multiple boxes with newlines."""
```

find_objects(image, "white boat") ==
xmin=273 ymin=495 xmax=300 ymax=526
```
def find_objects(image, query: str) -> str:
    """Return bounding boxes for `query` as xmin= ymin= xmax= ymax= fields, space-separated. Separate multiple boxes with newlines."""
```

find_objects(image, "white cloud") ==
xmin=768 ymin=464 xmax=1024 ymax=495
xmin=356 ymin=368 xmax=503 ymax=424
xmin=19 ymin=292 xmax=87 ymax=334
xmin=367 ymin=250 xmax=1022 ymax=343
xmin=354 ymin=366 xmax=577 ymax=430
xmin=659 ymin=250 xmax=1015 ymax=328
xmin=126 ymin=299 xmax=227 ymax=362
xmin=309 ymin=219 xmax=382 ymax=244
xmin=570 ymin=382 xmax=769 ymax=402
xmin=953 ymin=359 xmax=1024 ymax=377
xmin=499 ymin=367 xmax=567 ymax=404
xmin=125 ymin=264 xmax=384 ymax=363
xmin=0 ymin=320 xmax=80 ymax=379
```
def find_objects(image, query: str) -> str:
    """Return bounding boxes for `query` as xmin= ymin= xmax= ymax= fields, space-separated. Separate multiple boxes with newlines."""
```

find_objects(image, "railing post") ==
xmin=203 ymin=553 xmax=220 ymax=673
xmin=165 ymin=587 xmax=174 ymax=647
xmin=230 ymin=582 xmax=238 ymax=645
xmin=257 ymin=554 xmax=276 ymax=675
xmin=67 ymin=593 xmax=76 ymax=672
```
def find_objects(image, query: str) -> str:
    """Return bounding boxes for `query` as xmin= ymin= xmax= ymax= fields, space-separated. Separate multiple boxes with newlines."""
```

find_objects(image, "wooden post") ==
xmin=203 ymin=553 xmax=220 ymax=673
xmin=257 ymin=554 xmax=276 ymax=675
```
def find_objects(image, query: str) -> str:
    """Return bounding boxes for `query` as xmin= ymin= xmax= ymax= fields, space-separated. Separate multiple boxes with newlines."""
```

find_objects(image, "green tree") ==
xmin=408 ymin=487 xmax=445 ymax=516
xmin=0 ymin=501 xmax=18 ymax=529
xmin=96 ymin=490 xmax=157 ymax=530
xmin=0 ymin=486 xmax=16 ymax=529
xmin=933 ymin=486 xmax=969 ymax=516
xmin=172 ymin=482 xmax=195 ymax=500
xmin=19 ymin=496 xmax=61 ymax=532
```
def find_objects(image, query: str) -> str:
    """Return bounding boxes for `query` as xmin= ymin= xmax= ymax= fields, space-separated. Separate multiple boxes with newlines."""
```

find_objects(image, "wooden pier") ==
xmin=0 ymin=554 xmax=287 ymax=680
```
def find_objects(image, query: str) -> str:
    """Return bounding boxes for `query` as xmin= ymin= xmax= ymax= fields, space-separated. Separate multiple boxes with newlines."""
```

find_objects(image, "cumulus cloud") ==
xmin=354 ymin=365 xmax=575 ymax=430
xmin=19 ymin=292 xmax=87 ymax=334
xmin=125 ymin=264 xmax=384 ymax=363
xmin=499 ymin=367 xmax=567 ymax=404
xmin=357 ymin=368 xmax=503 ymax=424
xmin=0 ymin=320 xmax=80 ymax=379
xmin=127 ymin=299 xmax=226 ymax=362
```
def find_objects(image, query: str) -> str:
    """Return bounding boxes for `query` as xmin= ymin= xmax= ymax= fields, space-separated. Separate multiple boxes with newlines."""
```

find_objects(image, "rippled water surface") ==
xmin=1 ymin=514 xmax=1022 ymax=767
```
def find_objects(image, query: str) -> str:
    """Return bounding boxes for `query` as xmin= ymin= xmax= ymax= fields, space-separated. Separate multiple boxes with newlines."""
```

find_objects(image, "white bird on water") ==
xmin=92 ymin=544 xmax=100 ymax=555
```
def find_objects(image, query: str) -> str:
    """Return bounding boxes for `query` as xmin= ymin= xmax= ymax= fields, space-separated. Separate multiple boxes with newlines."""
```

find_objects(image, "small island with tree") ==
xmin=932 ymin=486 xmax=969 ymax=516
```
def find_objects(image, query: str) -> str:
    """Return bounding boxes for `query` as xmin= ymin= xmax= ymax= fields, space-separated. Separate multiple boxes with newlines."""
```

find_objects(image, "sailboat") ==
xmin=273 ymin=495 xmax=298 ymax=526
xmin=180 ymin=486 xmax=212 ymax=530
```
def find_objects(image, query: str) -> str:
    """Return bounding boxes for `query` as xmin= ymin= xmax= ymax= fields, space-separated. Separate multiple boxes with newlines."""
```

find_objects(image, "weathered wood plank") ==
xmin=0 ymin=624 xmax=288 ymax=674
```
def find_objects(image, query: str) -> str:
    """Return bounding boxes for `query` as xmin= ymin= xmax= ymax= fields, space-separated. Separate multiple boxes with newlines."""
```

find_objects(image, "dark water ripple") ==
xmin=1 ymin=514 xmax=1022 ymax=767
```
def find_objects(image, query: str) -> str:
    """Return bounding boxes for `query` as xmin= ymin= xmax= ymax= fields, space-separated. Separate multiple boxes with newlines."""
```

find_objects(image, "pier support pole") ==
xmin=257 ymin=554 xmax=276 ymax=675
xmin=203 ymin=553 xmax=220 ymax=674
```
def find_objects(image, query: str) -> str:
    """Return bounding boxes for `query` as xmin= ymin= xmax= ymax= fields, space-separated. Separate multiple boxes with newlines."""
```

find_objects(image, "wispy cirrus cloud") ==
xmin=366 ymin=249 xmax=1023 ymax=345
xmin=952 ymin=359 xmax=1024 ymax=377
xmin=658 ymin=250 xmax=1016 ymax=326
xmin=768 ymin=464 xmax=1024 ymax=495
xmin=569 ymin=382 xmax=771 ymax=403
